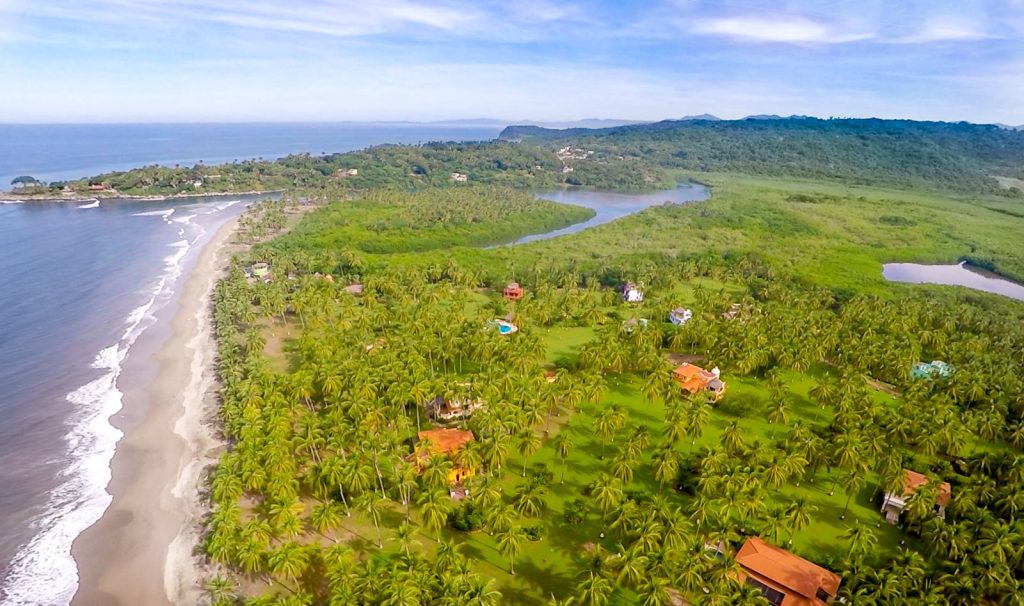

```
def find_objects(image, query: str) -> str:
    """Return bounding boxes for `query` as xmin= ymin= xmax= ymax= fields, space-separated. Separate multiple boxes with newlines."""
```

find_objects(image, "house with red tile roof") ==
xmin=881 ymin=468 xmax=952 ymax=524
xmin=673 ymin=363 xmax=726 ymax=402
xmin=413 ymin=428 xmax=476 ymax=489
xmin=736 ymin=537 xmax=841 ymax=606
xmin=503 ymin=281 xmax=524 ymax=300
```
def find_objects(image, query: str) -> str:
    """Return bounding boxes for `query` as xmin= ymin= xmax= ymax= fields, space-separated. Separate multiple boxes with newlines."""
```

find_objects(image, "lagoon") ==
xmin=883 ymin=261 xmax=1024 ymax=302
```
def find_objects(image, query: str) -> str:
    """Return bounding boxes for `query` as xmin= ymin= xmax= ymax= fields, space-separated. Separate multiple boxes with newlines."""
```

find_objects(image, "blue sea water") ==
xmin=0 ymin=122 xmax=504 ymax=188
xmin=0 ymin=123 xmax=501 ymax=605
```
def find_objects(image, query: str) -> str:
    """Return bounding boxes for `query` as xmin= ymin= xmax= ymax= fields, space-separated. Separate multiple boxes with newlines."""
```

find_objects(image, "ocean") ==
xmin=0 ymin=122 xmax=504 ymax=188
xmin=0 ymin=123 xmax=502 ymax=605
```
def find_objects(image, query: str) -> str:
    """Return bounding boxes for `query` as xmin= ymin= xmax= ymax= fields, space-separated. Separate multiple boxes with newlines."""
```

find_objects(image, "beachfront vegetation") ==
xmin=199 ymin=159 xmax=1024 ymax=605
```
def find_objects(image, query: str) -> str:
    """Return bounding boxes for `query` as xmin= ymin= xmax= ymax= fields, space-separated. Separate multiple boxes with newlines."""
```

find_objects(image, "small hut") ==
xmin=621 ymin=282 xmax=644 ymax=303
xmin=250 ymin=262 xmax=270 ymax=280
xmin=503 ymin=282 xmax=524 ymax=300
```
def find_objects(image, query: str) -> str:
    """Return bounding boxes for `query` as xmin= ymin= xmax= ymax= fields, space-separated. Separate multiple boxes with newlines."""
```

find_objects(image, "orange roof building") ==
xmin=414 ymin=428 xmax=476 ymax=487
xmin=418 ymin=428 xmax=474 ymax=455
xmin=673 ymin=363 xmax=726 ymax=402
xmin=881 ymin=468 xmax=952 ymax=523
xmin=503 ymin=282 xmax=524 ymax=300
xmin=736 ymin=537 xmax=841 ymax=606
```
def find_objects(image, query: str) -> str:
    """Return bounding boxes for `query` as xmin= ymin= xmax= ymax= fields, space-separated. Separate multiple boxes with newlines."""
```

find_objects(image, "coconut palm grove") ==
xmin=161 ymin=119 xmax=1024 ymax=605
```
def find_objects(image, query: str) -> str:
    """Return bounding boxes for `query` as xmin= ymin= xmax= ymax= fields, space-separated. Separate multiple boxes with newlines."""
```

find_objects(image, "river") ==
xmin=505 ymin=182 xmax=710 ymax=246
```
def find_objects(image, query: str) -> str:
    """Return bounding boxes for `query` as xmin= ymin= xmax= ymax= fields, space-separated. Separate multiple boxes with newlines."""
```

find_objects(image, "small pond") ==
xmin=883 ymin=261 xmax=1024 ymax=302
xmin=502 ymin=182 xmax=710 ymax=246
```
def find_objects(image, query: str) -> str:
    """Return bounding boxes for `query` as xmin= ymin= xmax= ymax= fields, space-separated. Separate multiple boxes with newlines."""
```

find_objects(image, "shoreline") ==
xmin=1 ymin=189 xmax=280 ymax=204
xmin=69 ymin=216 xmax=239 ymax=606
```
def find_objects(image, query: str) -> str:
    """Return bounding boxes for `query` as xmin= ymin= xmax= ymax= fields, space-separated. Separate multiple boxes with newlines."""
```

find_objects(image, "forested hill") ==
xmin=500 ymin=118 xmax=1024 ymax=193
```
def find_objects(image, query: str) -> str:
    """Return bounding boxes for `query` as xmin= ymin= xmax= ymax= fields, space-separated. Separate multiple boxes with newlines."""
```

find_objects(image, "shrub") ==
xmin=564 ymin=499 xmax=589 ymax=525
xmin=449 ymin=502 xmax=484 ymax=532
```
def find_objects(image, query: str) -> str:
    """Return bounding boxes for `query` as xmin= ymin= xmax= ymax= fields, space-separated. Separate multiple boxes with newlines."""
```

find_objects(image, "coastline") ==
xmin=69 ymin=216 xmax=239 ymax=606
xmin=1 ymin=189 xmax=280 ymax=204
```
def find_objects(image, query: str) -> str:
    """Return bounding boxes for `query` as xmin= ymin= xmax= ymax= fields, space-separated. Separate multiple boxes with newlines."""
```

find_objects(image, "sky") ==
xmin=0 ymin=0 xmax=1022 ymax=124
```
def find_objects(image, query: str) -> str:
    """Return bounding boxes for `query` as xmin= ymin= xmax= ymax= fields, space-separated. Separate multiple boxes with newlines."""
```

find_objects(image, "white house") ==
xmin=669 ymin=307 xmax=693 ymax=325
xmin=881 ymin=469 xmax=952 ymax=524
xmin=621 ymin=282 xmax=644 ymax=303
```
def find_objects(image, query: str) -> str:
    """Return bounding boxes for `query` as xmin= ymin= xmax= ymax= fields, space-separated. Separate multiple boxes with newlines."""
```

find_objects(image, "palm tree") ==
xmin=518 ymin=429 xmax=542 ymax=476
xmin=575 ymin=571 xmax=614 ymax=606
xmin=611 ymin=451 xmax=636 ymax=484
xmin=485 ymin=503 xmax=517 ymax=534
xmin=309 ymin=501 xmax=345 ymax=539
xmin=496 ymin=525 xmax=526 ymax=575
xmin=513 ymin=482 xmax=547 ymax=517
xmin=594 ymin=408 xmax=619 ymax=459
xmin=652 ymin=448 xmax=679 ymax=490
xmin=842 ymin=523 xmax=878 ymax=561
xmin=417 ymin=489 xmax=452 ymax=542
xmin=840 ymin=471 xmax=866 ymax=520
xmin=591 ymin=474 xmax=624 ymax=514
xmin=204 ymin=574 xmax=237 ymax=604
xmin=268 ymin=541 xmax=312 ymax=590
xmin=722 ymin=421 xmax=745 ymax=453
xmin=785 ymin=497 xmax=817 ymax=544
xmin=354 ymin=491 xmax=386 ymax=548
xmin=613 ymin=547 xmax=649 ymax=588
xmin=463 ymin=576 xmax=502 ymax=606
xmin=393 ymin=521 xmax=418 ymax=557
xmin=552 ymin=431 xmax=574 ymax=484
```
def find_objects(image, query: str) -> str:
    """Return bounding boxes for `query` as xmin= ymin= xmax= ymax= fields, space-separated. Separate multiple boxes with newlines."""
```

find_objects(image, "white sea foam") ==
xmin=0 ymin=199 xmax=25 ymax=205
xmin=213 ymin=200 xmax=241 ymax=212
xmin=132 ymin=208 xmax=175 ymax=219
xmin=0 ymin=347 xmax=124 ymax=606
xmin=75 ymin=201 xmax=100 ymax=209
xmin=172 ymin=213 xmax=197 ymax=225
xmin=0 ymin=209 xmax=212 ymax=606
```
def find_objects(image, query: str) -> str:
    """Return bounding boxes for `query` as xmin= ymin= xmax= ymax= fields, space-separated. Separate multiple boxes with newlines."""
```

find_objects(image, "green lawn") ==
xmin=357 ymin=357 xmax=905 ymax=605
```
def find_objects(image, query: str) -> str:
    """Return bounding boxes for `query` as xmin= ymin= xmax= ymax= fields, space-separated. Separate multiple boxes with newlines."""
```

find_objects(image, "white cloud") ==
xmin=690 ymin=16 xmax=873 ymax=44
xmin=890 ymin=14 xmax=995 ymax=43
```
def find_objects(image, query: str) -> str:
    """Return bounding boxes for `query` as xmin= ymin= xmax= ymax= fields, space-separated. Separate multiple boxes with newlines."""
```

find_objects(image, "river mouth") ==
xmin=883 ymin=261 xmax=1024 ymax=302
xmin=500 ymin=182 xmax=711 ymax=246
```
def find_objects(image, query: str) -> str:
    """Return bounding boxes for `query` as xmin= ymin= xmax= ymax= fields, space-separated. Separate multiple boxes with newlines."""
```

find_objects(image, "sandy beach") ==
xmin=70 ymin=217 xmax=239 ymax=606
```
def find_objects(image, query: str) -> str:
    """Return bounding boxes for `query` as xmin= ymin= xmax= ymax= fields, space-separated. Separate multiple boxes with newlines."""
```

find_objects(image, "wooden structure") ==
xmin=881 ymin=468 xmax=952 ymax=523
xmin=673 ymin=363 xmax=726 ymax=402
xmin=736 ymin=537 xmax=841 ymax=606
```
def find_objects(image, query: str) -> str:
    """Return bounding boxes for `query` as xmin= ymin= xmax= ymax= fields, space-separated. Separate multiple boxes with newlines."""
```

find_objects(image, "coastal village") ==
xmin=204 ymin=207 xmax=1003 ymax=605
xmin=6 ymin=5 xmax=1024 ymax=606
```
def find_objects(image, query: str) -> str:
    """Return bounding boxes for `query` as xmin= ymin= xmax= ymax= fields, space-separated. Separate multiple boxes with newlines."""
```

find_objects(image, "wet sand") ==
xmin=70 ymin=217 xmax=238 ymax=606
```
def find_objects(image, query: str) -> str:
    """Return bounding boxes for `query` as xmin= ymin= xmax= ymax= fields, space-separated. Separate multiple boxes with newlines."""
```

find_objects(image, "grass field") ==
xmin=450 ymin=173 xmax=1024 ymax=296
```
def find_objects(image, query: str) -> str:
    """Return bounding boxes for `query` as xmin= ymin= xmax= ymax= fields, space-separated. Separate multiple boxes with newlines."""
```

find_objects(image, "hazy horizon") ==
xmin=0 ymin=115 xmax=1020 ymax=127
xmin=1 ymin=1 xmax=1023 ymax=125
